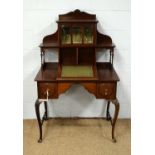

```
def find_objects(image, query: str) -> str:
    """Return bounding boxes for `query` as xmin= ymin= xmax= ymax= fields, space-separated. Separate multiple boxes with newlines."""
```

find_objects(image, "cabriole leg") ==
xmin=106 ymin=101 xmax=111 ymax=121
xmin=111 ymin=99 xmax=120 ymax=142
xmin=35 ymin=99 xmax=43 ymax=143
xmin=43 ymin=101 xmax=48 ymax=120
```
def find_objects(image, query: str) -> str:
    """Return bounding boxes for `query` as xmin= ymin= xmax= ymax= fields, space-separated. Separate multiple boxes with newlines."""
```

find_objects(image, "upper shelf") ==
xmin=56 ymin=20 xmax=98 ymax=23
xmin=39 ymin=43 xmax=115 ymax=48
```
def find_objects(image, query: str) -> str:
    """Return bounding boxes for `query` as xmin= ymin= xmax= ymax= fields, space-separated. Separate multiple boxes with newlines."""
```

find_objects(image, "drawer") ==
xmin=97 ymin=83 xmax=116 ymax=99
xmin=37 ymin=82 xmax=58 ymax=99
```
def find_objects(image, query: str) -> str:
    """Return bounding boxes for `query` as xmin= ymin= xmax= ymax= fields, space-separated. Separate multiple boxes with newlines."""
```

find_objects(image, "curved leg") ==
xmin=43 ymin=101 xmax=48 ymax=120
xmin=35 ymin=99 xmax=42 ymax=143
xmin=111 ymin=99 xmax=120 ymax=142
xmin=106 ymin=101 xmax=111 ymax=121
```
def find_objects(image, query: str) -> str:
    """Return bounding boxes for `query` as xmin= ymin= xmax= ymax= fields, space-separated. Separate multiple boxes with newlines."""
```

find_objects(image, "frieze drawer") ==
xmin=38 ymin=82 xmax=58 ymax=99
xmin=97 ymin=83 xmax=116 ymax=99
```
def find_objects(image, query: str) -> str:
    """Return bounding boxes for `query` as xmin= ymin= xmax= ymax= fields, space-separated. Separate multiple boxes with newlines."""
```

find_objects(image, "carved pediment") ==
xmin=58 ymin=9 xmax=96 ymax=21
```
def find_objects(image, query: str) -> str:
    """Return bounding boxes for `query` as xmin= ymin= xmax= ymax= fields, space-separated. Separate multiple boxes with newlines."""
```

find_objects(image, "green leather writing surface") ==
xmin=61 ymin=65 xmax=94 ymax=77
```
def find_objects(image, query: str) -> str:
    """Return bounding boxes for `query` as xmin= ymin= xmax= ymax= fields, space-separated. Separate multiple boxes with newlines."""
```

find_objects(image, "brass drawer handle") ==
xmin=46 ymin=89 xmax=49 ymax=98
xmin=44 ymin=89 xmax=49 ymax=97
xmin=104 ymin=89 xmax=108 ymax=96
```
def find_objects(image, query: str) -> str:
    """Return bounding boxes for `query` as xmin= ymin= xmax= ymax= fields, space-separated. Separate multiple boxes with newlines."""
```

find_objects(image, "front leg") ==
xmin=35 ymin=99 xmax=43 ymax=143
xmin=106 ymin=101 xmax=112 ymax=121
xmin=43 ymin=101 xmax=48 ymax=120
xmin=111 ymin=99 xmax=120 ymax=142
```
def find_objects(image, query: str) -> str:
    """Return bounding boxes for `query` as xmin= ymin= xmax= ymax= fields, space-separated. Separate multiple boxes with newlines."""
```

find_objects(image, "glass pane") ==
xmin=72 ymin=27 xmax=82 ymax=44
xmin=61 ymin=25 xmax=71 ymax=44
xmin=84 ymin=27 xmax=93 ymax=44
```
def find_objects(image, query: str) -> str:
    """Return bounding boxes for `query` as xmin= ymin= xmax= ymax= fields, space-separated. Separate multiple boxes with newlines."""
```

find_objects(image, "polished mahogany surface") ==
xmin=34 ymin=10 xmax=120 ymax=143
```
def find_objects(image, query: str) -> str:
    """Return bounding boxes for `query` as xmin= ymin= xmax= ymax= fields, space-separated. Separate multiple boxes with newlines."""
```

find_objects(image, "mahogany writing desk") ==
xmin=34 ymin=10 xmax=120 ymax=143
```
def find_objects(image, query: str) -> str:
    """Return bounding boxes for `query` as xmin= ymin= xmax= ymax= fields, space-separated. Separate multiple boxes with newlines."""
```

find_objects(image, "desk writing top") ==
xmin=35 ymin=62 xmax=119 ymax=82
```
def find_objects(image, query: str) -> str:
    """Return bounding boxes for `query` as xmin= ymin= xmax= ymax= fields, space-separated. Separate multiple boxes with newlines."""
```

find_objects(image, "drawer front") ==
xmin=38 ymin=82 xmax=58 ymax=99
xmin=97 ymin=83 xmax=116 ymax=99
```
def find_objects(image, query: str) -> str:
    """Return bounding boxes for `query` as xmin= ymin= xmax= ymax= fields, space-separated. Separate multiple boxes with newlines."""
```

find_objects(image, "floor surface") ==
xmin=23 ymin=119 xmax=131 ymax=155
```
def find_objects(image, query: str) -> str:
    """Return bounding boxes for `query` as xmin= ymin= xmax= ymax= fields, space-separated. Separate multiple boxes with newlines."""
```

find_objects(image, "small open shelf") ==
xmin=59 ymin=47 xmax=95 ymax=66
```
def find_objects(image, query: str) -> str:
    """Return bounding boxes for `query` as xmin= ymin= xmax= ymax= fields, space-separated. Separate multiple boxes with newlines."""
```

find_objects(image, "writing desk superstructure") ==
xmin=34 ymin=10 xmax=120 ymax=143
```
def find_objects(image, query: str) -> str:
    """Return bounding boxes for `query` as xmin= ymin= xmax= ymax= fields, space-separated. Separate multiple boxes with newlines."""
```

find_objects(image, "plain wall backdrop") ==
xmin=23 ymin=0 xmax=130 ymax=119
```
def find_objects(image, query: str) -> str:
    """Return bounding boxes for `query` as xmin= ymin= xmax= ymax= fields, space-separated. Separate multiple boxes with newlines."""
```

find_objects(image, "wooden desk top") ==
xmin=35 ymin=62 xmax=119 ymax=82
